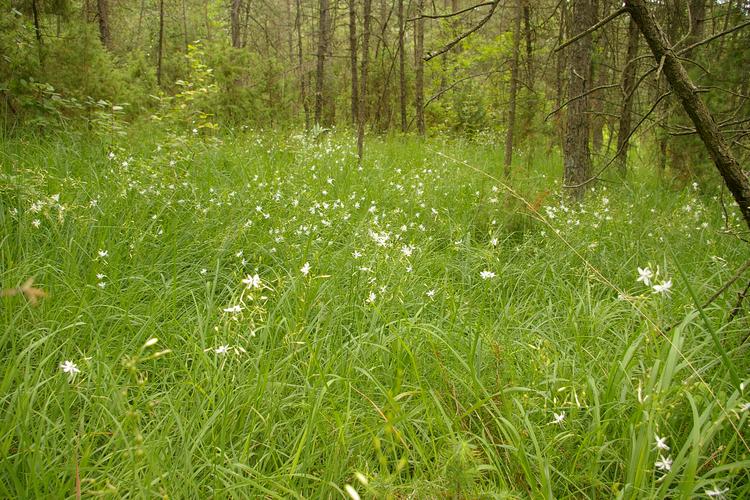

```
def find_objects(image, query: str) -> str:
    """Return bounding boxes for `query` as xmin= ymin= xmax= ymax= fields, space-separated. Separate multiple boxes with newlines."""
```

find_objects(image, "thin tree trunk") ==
xmin=350 ymin=0 xmax=359 ymax=127
xmin=182 ymin=0 xmax=189 ymax=52
xmin=562 ymin=0 xmax=594 ymax=200
xmin=315 ymin=0 xmax=329 ymax=125
xmin=625 ymin=0 xmax=750 ymax=229
xmin=504 ymin=0 xmax=522 ymax=176
xmin=357 ymin=0 xmax=372 ymax=165
xmin=157 ymin=0 xmax=165 ymax=87
xmin=415 ymin=0 xmax=425 ymax=136
xmin=97 ymin=0 xmax=112 ymax=49
xmin=398 ymin=0 xmax=407 ymax=132
xmin=616 ymin=16 xmax=639 ymax=176
xmin=296 ymin=0 xmax=310 ymax=129
xmin=231 ymin=0 xmax=242 ymax=48
xmin=523 ymin=0 xmax=532 ymax=84
xmin=31 ymin=0 xmax=44 ymax=67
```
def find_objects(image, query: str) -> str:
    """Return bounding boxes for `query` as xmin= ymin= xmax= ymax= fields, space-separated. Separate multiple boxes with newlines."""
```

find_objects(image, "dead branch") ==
xmin=554 ymin=7 xmax=627 ymax=53
xmin=423 ymin=0 xmax=499 ymax=62
xmin=408 ymin=1 xmax=494 ymax=21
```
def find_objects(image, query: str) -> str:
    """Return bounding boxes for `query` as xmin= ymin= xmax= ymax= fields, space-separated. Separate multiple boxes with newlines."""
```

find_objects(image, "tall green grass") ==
xmin=1 ymin=129 xmax=748 ymax=498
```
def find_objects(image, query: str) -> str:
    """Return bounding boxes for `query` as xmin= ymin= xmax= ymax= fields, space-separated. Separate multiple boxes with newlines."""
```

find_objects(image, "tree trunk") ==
xmin=523 ymin=0 xmax=532 ymax=84
xmin=157 ymin=0 xmax=165 ymax=87
xmin=296 ymin=0 xmax=310 ymax=130
xmin=31 ymin=0 xmax=44 ymax=67
xmin=616 ymin=16 xmax=639 ymax=176
xmin=357 ymin=0 xmax=372 ymax=165
xmin=398 ymin=0 xmax=407 ymax=132
xmin=231 ymin=0 xmax=242 ymax=48
xmin=414 ymin=0 xmax=425 ymax=136
xmin=350 ymin=0 xmax=359 ymax=127
xmin=625 ymin=0 xmax=750 ymax=229
xmin=97 ymin=0 xmax=112 ymax=50
xmin=562 ymin=0 xmax=594 ymax=200
xmin=503 ymin=0 xmax=522 ymax=177
xmin=315 ymin=0 xmax=329 ymax=125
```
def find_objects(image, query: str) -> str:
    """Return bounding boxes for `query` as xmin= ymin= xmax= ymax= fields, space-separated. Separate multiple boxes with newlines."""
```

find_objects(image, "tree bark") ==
xmin=523 ymin=1 xmax=532 ymax=84
xmin=231 ymin=0 xmax=242 ymax=48
xmin=415 ymin=0 xmax=425 ymax=136
xmin=616 ymin=16 xmax=639 ymax=176
xmin=625 ymin=0 xmax=750 ymax=229
xmin=97 ymin=0 xmax=112 ymax=50
xmin=357 ymin=0 xmax=372 ymax=165
xmin=296 ymin=0 xmax=310 ymax=130
xmin=31 ymin=0 xmax=44 ymax=67
xmin=398 ymin=0 xmax=407 ymax=132
xmin=157 ymin=0 xmax=165 ymax=87
xmin=315 ymin=0 xmax=330 ymax=125
xmin=562 ymin=0 xmax=594 ymax=200
xmin=350 ymin=0 xmax=359 ymax=127
xmin=504 ymin=0 xmax=522 ymax=177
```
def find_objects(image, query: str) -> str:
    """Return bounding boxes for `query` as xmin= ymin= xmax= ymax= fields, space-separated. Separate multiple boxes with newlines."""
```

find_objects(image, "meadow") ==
xmin=1 ymin=128 xmax=749 ymax=498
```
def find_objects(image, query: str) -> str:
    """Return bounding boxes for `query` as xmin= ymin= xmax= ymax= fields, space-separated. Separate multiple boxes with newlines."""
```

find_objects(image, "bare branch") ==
xmin=554 ymin=7 xmax=627 ymax=53
xmin=408 ymin=1 xmax=494 ymax=21
xmin=545 ymin=83 xmax=620 ymax=122
xmin=424 ymin=0 xmax=499 ymax=62
xmin=564 ymin=91 xmax=672 ymax=189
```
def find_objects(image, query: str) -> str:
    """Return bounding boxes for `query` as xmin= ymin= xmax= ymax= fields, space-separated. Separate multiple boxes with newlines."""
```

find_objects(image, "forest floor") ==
xmin=1 ymin=128 xmax=749 ymax=498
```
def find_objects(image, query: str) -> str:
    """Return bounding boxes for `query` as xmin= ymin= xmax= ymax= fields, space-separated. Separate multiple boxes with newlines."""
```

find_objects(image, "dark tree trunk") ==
xmin=504 ymin=0 xmax=522 ymax=176
xmin=231 ymin=0 xmax=242 ymax=48
xmin=296 ymin=0 xmax=310 ymax=129
xmin=315 ymin=0 xmax=329 ymax=125
xmin=357 ymin=0 xmax=372 ymax=165
xmin=97 ymin=0 xmax=112 ymax=49
xmin=415 ymin=0 xmax=425 ymax=136
xmin=398 ymin=0 xmax=407 ymax=132
xmin=562 ymin=0 xmax=594 ymax=200
xmin=625 ymin=0 xmax=750 ymax=229
xmin=616 ymin=16 xmax=639 ymax=176
xmin=31 ymin=0 xmax=44 ymax=67
xmin=523 ymin=0 xmax=533 ymax=85
xmin=350 ymin=0 xmax=359 ymax=127
xmin=157 ymin=0 xmax=165 ymax=87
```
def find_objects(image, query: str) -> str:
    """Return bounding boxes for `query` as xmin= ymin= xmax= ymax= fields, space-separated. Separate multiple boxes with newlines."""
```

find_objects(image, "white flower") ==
xmin=98 ymin=249 xmax=108 ymax=258
xmin=352 ymin=250 xmax=362 ymax=259
xmin=301 ymin=262 xmax=311 ymax=276
xmin=32 ymin=219 xmax=41 ymax=228
xmin=655 ymin=455 xmax=672 ymax=472
xmin=490 ymin=237 xmax=499 ymax=246
xmin=200 ymin=268 xmax=207 ymax=275
xmin=223 ymin=305 xmax=242 ymax=313
xmin=636 ymin=267 xmax=653 ymax=286
xmin=740 ymin=402 xmax=750 ymax=412
xmin=552 ymin=412 xmax=565 ymax=424
xmin=480 ymin=270 xmax=496 ymax=280
xmin=401 ymin=245 xmax=414 ymax=257
xmin=654 ymin=435 xmax=669 ymax=451
xmin=426 ymin=289 xmax=436 ymax=298
xmin=242 ymin=274 xmax=262 ymax=289
xmin=215 ymin=345 xmax=230 ymax=355
xmin=60 ymin=360 xmax=80 ymax=377
xmin=344 ymin=484 xmax=360 ymax=500
xmin=705 ymin=487 xmax=729 ymax=498
xmin=367 ymin=292 xmax=376 ymax=304
xmin=652 ymin=279 xmax=672 ymax=296
xmin=96 ymin=273 xmax=105 ymax=280
xmin=97 ymin=282 xmax=106 ymax=289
